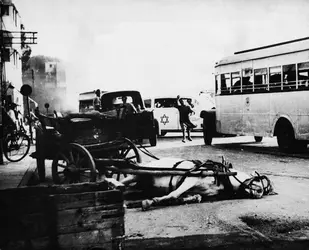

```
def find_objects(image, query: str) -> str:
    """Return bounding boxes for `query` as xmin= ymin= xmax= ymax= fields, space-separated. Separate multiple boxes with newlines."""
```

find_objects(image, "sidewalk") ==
xmin=0 ymin=146 xmax=36 ymax=190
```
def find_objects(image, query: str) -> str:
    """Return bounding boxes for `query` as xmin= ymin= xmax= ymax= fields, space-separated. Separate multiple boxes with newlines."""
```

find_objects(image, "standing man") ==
xmin=93 ymin=89 xmax=101 ymax=111
xmin=175 ymin=95 xmax=197 ymax=143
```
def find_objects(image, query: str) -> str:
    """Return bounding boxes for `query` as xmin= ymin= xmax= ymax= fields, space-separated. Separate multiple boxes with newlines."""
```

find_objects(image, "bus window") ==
xmin=297 ymin=62 xmax=309 ymax=89
xmin=221 ymin=73 xmax=231 ymax=94
xmin=283 ymin=64 xmax=296 ymax=90
xmin=269 ymin=66 xmax=282 ymax=92
xmin=242 ymin=68 xmax=253 ymax=93
xmin=254 ymin=68 xmax=268 ymax=93
xmin=231 ymin=72 xmax=241 ymax=93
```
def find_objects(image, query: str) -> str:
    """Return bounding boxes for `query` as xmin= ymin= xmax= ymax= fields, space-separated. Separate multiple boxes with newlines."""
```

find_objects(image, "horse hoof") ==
xmin=141 ymin=199 xmax=152 ymax=211
xmin=194 ymin=194 xmax=202 ymax=203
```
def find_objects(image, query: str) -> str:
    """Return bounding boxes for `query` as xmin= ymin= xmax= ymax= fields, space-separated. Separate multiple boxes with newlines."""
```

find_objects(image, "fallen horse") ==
xmin=118 ymin=157 xmax=277 ymax=211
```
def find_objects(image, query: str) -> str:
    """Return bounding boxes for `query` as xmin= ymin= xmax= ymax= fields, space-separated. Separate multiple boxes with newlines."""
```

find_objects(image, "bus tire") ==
xmin=254 ymin=136 xmax=263 ymax=142
xmin=203 ymin=119 xmax=213 ymax=145
xmin=277 ymin=123 xmax=295 ymax=152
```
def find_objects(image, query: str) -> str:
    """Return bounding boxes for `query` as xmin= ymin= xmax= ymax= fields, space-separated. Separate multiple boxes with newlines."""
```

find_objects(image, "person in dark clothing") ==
xmin=93 ymin=89 xmax=101 ymax=111
xmin=175 ymin=95 xmax=197 ymax=143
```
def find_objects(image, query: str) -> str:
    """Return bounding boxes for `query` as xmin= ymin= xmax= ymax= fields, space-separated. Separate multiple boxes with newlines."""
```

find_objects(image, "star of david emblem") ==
xmin=160 ymin=114 xmax=169 ymax=125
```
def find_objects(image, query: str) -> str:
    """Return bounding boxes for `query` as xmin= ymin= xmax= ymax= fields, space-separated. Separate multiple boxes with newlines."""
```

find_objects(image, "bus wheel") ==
xmin=254 ymin=136 xmax=263 ymax=143
xmin=203 ymin=120 xmax=213 ymax=145
xmin=277 ymin=124 xmax=295 ymax=152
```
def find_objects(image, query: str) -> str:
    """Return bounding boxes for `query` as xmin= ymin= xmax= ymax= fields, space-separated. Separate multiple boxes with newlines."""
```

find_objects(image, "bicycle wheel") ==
xmin=3 ymin=132 xmax=31 ymax=162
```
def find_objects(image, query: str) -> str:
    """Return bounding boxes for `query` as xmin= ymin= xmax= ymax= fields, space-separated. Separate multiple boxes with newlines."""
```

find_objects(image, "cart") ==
xmin=32 ymin=110 xmax=143 ymax=183
xmin=32 ymin=110 xmax=237 ymax=185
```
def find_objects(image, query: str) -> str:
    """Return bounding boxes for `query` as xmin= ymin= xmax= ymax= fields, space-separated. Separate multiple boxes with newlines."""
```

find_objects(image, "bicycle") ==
xmin=2 ymin=122 xmax=31 ymax=162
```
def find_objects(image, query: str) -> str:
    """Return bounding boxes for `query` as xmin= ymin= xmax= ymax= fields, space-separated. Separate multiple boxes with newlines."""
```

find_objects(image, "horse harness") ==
xmin=168 ymin=160 xmax=273 ymax=198
xmin=168 ymin=159 xmax=233 ymax=193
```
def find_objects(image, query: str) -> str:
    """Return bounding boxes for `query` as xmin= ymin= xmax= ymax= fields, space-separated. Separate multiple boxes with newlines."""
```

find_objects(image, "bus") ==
xmin=201 ymin=37 xmax=309 ymax=152
xmin=78 ymin=90 xmax=106 ymax=113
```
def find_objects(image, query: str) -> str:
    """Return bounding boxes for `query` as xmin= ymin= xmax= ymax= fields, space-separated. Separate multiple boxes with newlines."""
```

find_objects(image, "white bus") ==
xmin=202 ymin=37 xmax=309 ymax=152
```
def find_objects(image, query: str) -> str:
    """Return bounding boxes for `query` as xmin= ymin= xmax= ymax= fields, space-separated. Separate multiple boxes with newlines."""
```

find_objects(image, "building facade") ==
xmin=22 ymin=59 xmax=67 ymax=115
xmin=0 ymin=0 xmax=24 ymax=114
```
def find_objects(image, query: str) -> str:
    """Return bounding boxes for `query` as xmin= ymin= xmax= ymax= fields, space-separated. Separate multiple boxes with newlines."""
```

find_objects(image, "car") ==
xmin=144 ymin=96 xmax=205 ymax=136
xmin=100 ymin=90 xmax=157 ymax=146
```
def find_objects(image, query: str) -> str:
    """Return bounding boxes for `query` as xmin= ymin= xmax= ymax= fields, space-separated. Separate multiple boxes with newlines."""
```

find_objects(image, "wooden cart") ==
xmin=33 ymin=111 xmax=142 ymax=183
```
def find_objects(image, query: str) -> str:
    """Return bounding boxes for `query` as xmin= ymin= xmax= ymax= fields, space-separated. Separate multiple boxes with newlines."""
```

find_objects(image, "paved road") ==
xmin=124 ymin=134 xmax=309 ymax=249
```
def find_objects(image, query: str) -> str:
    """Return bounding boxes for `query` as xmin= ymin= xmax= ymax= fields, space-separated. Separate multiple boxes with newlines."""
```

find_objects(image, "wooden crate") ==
xmin=0 ymin=182 xmax=125 ymax=250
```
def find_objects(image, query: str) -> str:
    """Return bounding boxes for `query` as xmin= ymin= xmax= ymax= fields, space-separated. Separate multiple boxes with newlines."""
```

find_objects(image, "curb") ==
xmin=18 ymin=160 xmax=37 ymax=187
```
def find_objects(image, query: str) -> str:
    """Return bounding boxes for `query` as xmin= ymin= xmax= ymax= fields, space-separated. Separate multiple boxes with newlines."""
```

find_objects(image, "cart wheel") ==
xmin=106 ymin=138 xmax=141 ymax=181
xmin=52 ymin=143 xmax=97 ymax=184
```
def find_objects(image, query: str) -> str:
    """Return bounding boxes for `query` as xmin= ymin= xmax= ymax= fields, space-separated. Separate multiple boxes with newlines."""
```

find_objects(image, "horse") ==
xmin=120 ymin=157 xmax=276 ymax=211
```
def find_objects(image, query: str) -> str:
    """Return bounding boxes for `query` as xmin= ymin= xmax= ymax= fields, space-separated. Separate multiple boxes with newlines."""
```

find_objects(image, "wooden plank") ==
xmin=57 ymin=215 xmax=125 ymax=234
xmin=50 ymin=190 xmax=123 ymax=210
xmin=0 ymin=205 xmax=124 ymax=240
xmin=0 ymin=181 xmax=109 ymax=198
xmin=0 ymin=212 xmax=51 ymax=242
xmin=0 ymin=189 xmax=122 ymax=214
xmin=0 ymin=185 xmax=125 ymax=249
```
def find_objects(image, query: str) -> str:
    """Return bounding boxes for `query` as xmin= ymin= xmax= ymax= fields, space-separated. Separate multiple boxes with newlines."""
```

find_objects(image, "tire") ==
xmin=3 ymin=132 xmax=30 ymax=162
xmin=276 ymin=123 xmax=295 ymax=152
xmin=203 ymin=119 xmax=213 ymax=145
xmin=254 ymin=136 xmax=263 ymax=142
xmin=149 ymin=135 xmax=157 ymax=146
xmin=52 ymin=143 xmax=97 ymax=184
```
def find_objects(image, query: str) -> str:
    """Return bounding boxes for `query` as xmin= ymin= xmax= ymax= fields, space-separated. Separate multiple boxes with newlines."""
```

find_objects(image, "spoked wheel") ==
xmin=3 ymin=132 xmax=31 ymax=162
xmin=104 ymin=138 xmax=141 ymax=181
xmin=52 ymin=143 xmax=97 ymax=184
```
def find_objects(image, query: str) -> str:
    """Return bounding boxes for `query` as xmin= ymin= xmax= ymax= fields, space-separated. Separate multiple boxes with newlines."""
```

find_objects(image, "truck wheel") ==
xmin=149 ymin=135 xmax=157 ymax=146
xmin=203 ymin=119 xmax=213 ymax=145
xmin=254 ymin=136 xmax=263 ymax=142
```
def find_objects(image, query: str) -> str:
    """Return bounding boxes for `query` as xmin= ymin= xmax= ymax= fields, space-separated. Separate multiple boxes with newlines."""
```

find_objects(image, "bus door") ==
xmin=153 ymin=98 xmax=180 ymax=132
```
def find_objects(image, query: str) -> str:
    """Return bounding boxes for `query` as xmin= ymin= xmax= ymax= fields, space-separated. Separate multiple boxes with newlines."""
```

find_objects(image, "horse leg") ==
xmin=141 ymin=177 xmax=199 ymax=211
xmin=120 ymin=175 xmax=139 ymax=186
